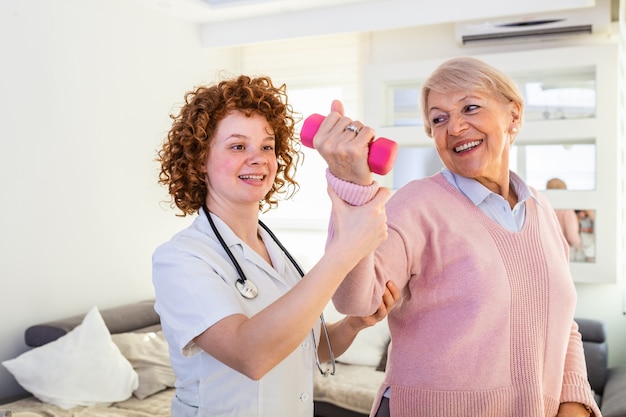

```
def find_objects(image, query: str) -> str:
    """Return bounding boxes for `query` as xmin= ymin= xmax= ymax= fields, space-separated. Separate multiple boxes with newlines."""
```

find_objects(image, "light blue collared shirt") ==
xmin=440 ymin=168 xmax=537 ymax=232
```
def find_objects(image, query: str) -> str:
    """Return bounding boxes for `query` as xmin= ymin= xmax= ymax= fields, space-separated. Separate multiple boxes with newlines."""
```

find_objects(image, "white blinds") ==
xmin=237 ymin=32 xmax=367 ymax=118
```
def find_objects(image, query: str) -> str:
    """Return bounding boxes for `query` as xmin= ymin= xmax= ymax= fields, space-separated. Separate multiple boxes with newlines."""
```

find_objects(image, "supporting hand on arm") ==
xmin=320 ymin=280 xmax=399 ymax=362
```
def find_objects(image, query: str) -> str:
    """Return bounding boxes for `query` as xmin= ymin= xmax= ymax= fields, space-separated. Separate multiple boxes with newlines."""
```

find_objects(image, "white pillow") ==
xmin=2 ymin=306 xmax=138 ymax=409
xmin=323 ymin=302 xmax=390 ymax=367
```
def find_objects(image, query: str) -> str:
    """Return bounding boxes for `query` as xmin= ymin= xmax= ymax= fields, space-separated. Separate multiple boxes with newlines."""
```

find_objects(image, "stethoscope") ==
xmin=202 ymin=205 xmax=336 ymax=376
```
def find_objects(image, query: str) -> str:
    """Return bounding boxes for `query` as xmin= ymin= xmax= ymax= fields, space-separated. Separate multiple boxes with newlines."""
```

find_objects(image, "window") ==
xmin=365 ymin=44 xmax=620 ymax=282
xmin=262 ymin=87 xmax=341 ymax=226
xmin=510 ymin=142 xmax=596 ymax=191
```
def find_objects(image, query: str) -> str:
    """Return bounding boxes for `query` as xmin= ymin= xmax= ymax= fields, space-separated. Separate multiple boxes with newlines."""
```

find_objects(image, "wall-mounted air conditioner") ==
xmin=455 ymin=1 xmax=611 ymax=46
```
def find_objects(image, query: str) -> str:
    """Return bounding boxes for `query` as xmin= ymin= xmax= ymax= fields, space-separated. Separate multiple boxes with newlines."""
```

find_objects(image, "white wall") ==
xmin=0 ymin=0 xmax=238 ymax=399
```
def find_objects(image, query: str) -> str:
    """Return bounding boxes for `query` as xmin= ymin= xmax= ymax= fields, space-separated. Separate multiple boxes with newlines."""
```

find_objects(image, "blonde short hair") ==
xmin=420 ymin=57 xmax=524 ymax=138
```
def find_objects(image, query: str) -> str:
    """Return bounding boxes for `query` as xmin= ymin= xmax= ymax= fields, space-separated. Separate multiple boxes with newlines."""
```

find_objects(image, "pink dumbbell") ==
xmin=300 ymin=114 xmax=398 ymax=175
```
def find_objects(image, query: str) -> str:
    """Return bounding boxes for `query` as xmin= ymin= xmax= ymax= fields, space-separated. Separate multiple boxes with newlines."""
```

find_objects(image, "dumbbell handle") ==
xmin=300 ymin=114 xmax=398 ymax=175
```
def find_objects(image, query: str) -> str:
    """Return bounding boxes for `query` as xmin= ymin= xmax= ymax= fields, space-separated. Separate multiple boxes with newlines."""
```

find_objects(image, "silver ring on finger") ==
xmin=345 ymin=124 xmax=360 ymax=134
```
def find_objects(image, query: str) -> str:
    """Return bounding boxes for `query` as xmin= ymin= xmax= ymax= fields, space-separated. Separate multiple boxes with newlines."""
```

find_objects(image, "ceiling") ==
xmin=133 ymin=0 xmax=618 ymax=47
xmin=133 ymin=0 xmax=374 ymax=22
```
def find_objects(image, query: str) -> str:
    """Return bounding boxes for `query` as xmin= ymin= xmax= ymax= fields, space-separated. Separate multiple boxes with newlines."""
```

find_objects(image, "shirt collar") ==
xmin=442 ymin=168 xmax=539 ymax=207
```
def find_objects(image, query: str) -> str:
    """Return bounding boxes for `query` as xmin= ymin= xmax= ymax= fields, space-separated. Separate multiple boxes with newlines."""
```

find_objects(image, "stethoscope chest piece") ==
xmin=236 ymin=279 xmax=258 ymax=299
xmin=202 ymin=205 xmax=334 ymax=374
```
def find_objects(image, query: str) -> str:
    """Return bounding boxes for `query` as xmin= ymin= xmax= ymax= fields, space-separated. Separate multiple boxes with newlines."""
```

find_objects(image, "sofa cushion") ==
xmin=575 ymin=318 xmax=608 ymax=395
xmin=111 ymin=331 xmax=176 ymax=400
xmin=576 ymin=318 xmax=607 ymax=344
xmin=376 ymin=340 xmax=390 ymax=372
xmin=314 ymin=362 xmax=385 ymax=415
xmin=582 ymin=340 xmax=609 ymax=395
xmin=24 ymin=299 xmax=159 ymax=347
xmin=600 ymin=365 xmax=626 ymax=417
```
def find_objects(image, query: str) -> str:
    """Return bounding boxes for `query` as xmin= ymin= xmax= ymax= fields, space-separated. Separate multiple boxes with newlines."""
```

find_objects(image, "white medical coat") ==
xmin=153 ymin=212 xmax=319 ymax=417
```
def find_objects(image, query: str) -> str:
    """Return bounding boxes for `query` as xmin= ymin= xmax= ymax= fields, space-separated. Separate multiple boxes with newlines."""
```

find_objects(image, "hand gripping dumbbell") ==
xmin=300 ymin=114 xmax=398 ymax=175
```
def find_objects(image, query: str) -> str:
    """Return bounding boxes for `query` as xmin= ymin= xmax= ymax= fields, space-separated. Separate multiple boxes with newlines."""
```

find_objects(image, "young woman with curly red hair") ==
xmin=152 ymin=75 xmax=396 ymax=417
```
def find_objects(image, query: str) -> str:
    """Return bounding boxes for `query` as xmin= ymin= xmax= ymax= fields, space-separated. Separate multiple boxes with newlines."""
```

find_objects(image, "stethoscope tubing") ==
xmin=201 ymin=205 xmax=335 ymax=375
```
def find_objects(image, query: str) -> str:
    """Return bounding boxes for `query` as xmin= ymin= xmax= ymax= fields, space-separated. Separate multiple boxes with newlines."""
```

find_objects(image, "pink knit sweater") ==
xmin=329 ymin=172 xmax=600 ymax=417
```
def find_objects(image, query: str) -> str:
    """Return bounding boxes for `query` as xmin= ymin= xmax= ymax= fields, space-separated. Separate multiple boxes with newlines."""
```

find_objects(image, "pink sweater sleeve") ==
xmin=560 ymin=321 xmax=602 ymax=416
xmin=325 ymin=169 xmax=380 ymax=206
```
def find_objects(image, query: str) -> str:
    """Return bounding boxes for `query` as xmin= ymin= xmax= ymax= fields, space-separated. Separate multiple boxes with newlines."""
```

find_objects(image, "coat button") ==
xmin=300 ymin=393 xmax=310 ymax=402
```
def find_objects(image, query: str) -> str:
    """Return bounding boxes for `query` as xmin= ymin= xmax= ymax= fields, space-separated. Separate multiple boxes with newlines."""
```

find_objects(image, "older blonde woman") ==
xmin=313 ymin=57 xmax=599 ymax=417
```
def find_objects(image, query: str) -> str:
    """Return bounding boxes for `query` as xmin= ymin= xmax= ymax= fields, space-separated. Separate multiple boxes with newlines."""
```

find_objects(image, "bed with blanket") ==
xmin=0 ymin=299 xmax=389 ymax=417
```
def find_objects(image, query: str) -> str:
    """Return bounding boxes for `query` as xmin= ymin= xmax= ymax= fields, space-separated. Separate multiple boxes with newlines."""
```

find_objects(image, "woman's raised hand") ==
xmin=313 ymin=100 xmax=376 ymax=186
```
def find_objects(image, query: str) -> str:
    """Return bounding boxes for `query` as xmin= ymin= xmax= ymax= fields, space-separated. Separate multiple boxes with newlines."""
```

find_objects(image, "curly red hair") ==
xmin=157 ymin=75 xmax=302 ymax=216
